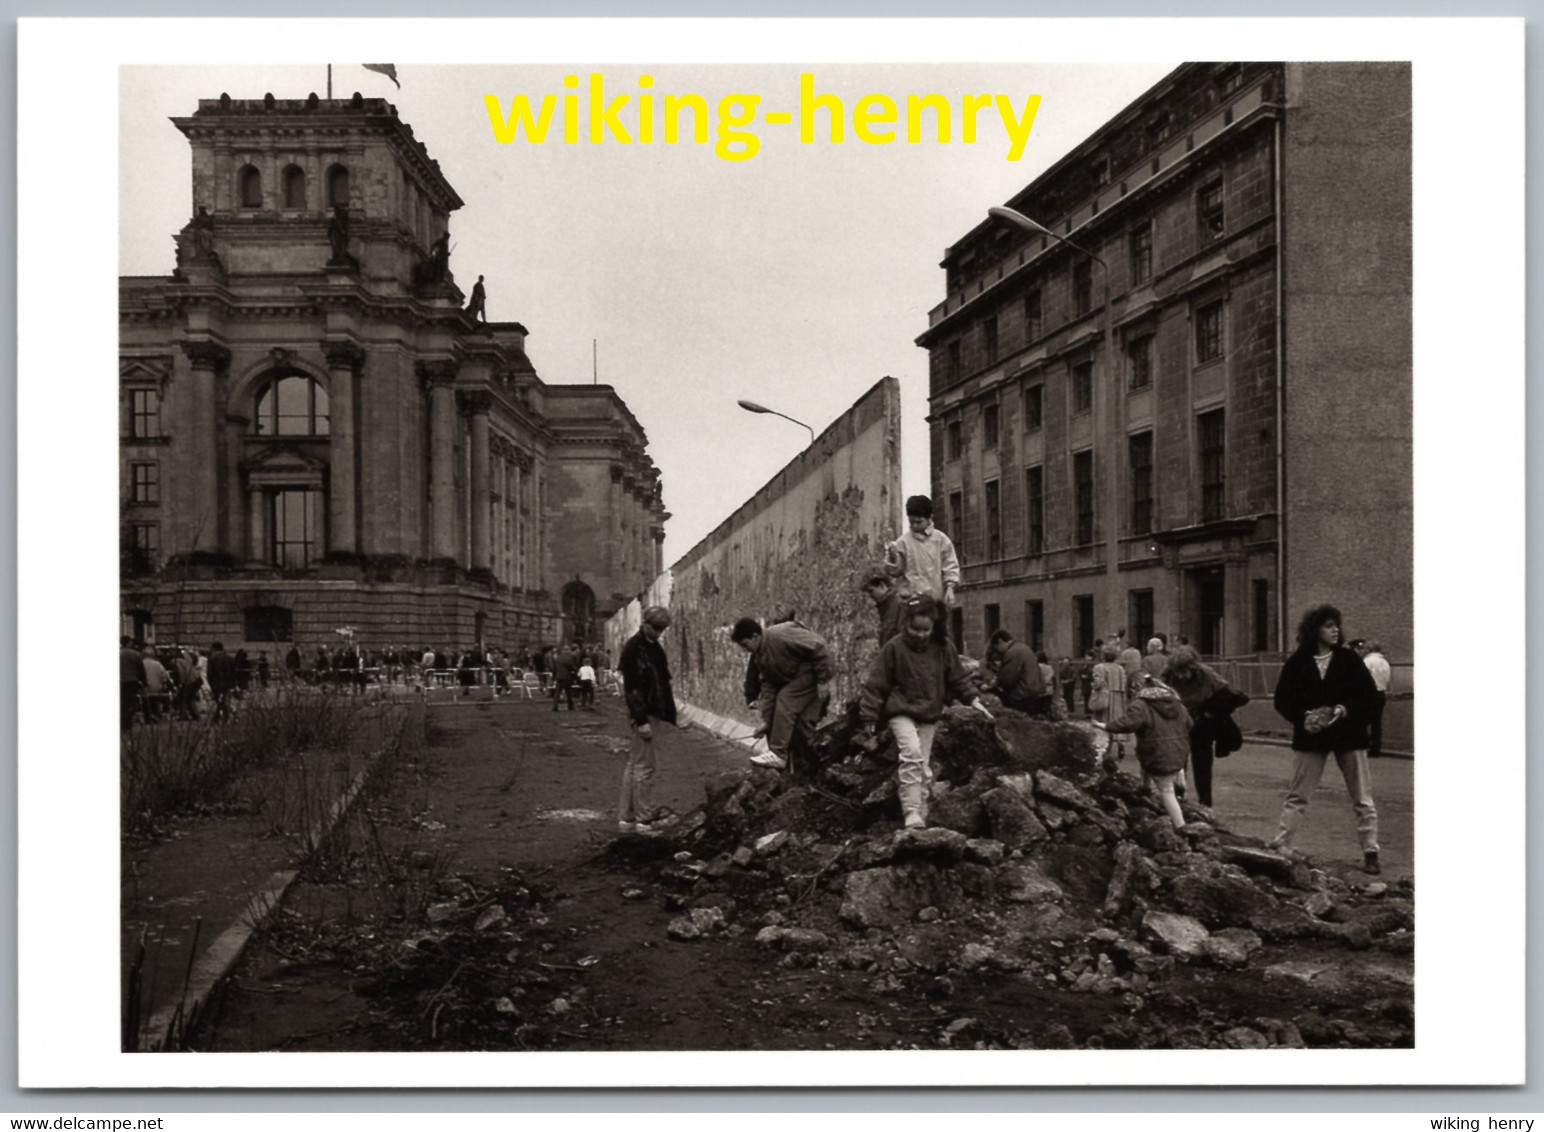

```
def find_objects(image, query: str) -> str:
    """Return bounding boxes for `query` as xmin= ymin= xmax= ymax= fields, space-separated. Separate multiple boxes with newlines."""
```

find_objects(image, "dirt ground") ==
xmin=175 ymin=694 xmax=1412 ymax=1053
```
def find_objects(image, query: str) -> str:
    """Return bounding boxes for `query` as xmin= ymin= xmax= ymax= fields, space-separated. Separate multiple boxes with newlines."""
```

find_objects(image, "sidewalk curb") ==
xmin=675 ymin=700 xmax=768 ymax=756
xmin=138 ymin=742 xmax=389 ymax=1051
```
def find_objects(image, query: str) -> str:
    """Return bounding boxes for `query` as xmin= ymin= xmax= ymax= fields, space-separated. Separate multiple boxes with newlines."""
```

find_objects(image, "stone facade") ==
xmin=120 ymin=95 xmax=667 ymax=654
xmin=916 ymin=63 xmax=1411 ymax=665
xmin=606 ymin=377 xmax=902 ymax=723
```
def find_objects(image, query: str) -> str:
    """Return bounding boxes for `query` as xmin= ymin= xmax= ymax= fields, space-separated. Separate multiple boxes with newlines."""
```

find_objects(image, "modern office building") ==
xmin=120 ymin=94 xmax=668 ymax=652
xmin=916 ymin=62 xmax=1411 ymax=664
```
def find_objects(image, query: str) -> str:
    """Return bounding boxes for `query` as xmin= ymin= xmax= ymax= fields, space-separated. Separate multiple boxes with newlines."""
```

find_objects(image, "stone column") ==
xmin=418 ymin=360 xmax=460 ymax=562
xmin=179 ymin=342 xmax=230 ymax=555
xmin=248 ymin=484 xmax=266 ymax=564
xmin=324 ymin=341 xmax=364 ymax=557
xmin=460 ymin=390 xmax=493 ymax=574
xmin=517 ymin=451 xmax=532 ymax=590
xmin=608 ymin=464 xmax=625 ymax=577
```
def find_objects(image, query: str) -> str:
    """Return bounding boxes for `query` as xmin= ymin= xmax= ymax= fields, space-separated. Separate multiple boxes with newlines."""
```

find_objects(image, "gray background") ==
xmin=7 ymin=0 xmax=1539 ymax=1115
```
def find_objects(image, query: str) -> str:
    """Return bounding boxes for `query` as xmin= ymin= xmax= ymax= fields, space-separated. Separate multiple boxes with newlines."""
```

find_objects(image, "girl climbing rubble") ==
xmin=1093 ymin=675 xmax=1193 ymax=831
xmin=856 ymin=595 xmax=993 ymax=830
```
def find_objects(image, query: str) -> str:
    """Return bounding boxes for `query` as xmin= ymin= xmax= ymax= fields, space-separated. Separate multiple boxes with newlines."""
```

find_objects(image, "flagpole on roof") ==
xmin=327 ymin=64 xmax=332 ymax=100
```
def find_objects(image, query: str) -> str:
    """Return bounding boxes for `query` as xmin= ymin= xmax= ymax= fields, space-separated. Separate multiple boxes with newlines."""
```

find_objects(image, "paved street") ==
xmin=422 ymin=694 xmax=1412 ymax=881
xmin=1198 ymin=742 xmax=1412 ymax=881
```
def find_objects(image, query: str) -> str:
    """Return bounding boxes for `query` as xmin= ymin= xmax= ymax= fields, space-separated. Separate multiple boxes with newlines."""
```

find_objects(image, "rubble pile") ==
xmin=614 ymin=707 xmax=1415 ymax=1050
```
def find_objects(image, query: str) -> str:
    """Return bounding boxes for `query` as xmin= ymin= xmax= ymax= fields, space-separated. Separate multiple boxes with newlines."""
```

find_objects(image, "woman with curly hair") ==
xmin=1270 ymin=604 xmax=1382 ymax=874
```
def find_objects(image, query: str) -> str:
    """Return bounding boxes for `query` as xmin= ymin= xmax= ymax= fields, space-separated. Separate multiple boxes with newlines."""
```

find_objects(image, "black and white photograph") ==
xmin=15 ymin=16 xmax=1527 ymax=1092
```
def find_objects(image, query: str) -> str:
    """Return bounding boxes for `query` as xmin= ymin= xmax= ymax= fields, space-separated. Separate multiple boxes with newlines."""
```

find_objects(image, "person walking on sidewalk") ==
xmin=551 ymin=644 xmax=579 ymax=712
xmin=856 ymin=595 xmax=992 ymax=829
xmin=617 ymin=606 xmax=679 ymax=834
xmin=732 ymin=615 xmax=835 ymax=771
xmin=1352 ymin=639 xmax=1392 ymax=758
xmin=1163 ymin=645 xmax=1244 ymax=810
xmin=1270 ymin=604 xmax=1383 ymax=874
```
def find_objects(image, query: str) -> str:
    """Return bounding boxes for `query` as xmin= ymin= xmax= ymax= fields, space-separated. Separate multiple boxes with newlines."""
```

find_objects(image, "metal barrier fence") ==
xmin=1213 ymin=658 xmax=1414 ymax=700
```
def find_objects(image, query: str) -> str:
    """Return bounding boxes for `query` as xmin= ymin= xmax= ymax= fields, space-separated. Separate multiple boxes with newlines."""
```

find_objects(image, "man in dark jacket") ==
xmin=732 ymin=616 xmax=835 ymax=771
xmin=550 ymin=644 xmax=579 ymax=711
xmin=120 ymin=636 xmax=146 ymax=731
xmin=860 ymin=564 xmax=909 ymax=649
xmin=983 ymin=629 xmax=1052 ymax=718
xmin=1270 ymin=604 xmax=1382 ymax=874
xmin=617 ymin=606 xmax=679 ymax=833
xmin=206 ymin=642 xmax=238 ymax=722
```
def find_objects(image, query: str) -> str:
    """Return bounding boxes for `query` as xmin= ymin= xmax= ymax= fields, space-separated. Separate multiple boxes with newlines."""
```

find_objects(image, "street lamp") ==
xmin=736 ymin=399 xmax=816 ymax=446
xmin=989 ymin=205 xmax=1122 ymax=636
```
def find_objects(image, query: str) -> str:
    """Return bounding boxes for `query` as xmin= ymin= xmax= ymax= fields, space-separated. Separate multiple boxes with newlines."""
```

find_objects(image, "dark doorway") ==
xmin=1188 ymin=566 xmax=1226 ymax=657
xmin=562 ymin=580 xmax=596 ymax=643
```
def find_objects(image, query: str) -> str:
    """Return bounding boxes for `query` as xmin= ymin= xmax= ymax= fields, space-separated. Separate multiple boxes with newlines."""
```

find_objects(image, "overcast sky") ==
xmin=120 ymin=62 xmax=1177 ymax=563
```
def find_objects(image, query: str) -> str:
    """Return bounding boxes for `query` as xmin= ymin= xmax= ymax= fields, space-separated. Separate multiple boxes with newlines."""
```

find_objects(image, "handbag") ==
xmin=1087 ymin=687 xmax=1109 ymax=713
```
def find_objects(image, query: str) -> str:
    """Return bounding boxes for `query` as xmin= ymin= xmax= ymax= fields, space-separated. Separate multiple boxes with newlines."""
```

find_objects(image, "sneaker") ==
xmin=1363 ymin=851 xmax=1381 ymax=875
xmin=749 ymin=751 xmax=787 ymax=769
xmin=903 ymin=812 xmax=927 ymax=830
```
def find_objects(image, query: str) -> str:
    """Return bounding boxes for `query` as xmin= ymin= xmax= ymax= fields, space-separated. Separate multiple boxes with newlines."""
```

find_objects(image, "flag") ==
xmin=362 ymin=64 xmax=399 ymax=89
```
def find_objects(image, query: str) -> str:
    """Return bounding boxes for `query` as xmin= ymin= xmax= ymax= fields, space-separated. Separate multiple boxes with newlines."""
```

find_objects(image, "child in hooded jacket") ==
xmin=1095 ymin=675 xmax=1193 ymax=830
xmin=858 ymin=596 xmax=992 ymax=829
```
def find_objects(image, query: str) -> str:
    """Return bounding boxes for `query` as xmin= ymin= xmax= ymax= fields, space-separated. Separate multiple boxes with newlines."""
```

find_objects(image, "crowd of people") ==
xmin=117 ymin=636 xmax=615 ymax=727
xmin=611 ymin=494 xmax=1397 ymax=875
xmin=120 ymin=490 xmax=1396 ymax=874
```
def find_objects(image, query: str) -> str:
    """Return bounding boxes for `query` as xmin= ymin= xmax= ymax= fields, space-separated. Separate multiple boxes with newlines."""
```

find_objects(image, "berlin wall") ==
xmin=606 ymin=376 xmax=902 ymax=724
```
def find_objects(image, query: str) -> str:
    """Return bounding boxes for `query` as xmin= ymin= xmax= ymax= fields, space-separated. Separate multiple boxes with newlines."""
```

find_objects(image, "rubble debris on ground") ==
xmin=214 ymin=706 xmax=1412 ymax=1052
xmin=600 ymin=705 xmax=1414 ymax=1050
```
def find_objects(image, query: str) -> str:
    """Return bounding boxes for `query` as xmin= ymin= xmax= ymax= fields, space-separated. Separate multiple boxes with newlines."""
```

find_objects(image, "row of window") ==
xmin=943 ymin=300 xmax=1223 ymax=462
xmin=977 ymin=576 xmax=1270 ymax=660
xmin=944 ymin=408 xmax=1227 ymax=562
xmin=123 ymin=486 xmax=323 ymax=575
xmin=126 ymin=375 xmax=333 ymax=441
xmin=944 ymin=177 xmax=1227 ymax=387
xmin=238 ymin=163 xmax=351 ymax=211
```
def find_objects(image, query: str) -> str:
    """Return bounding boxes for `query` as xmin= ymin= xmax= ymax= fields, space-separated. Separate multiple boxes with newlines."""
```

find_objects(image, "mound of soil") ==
xmin=249 ymin=706 xmax=1411 ymax=1052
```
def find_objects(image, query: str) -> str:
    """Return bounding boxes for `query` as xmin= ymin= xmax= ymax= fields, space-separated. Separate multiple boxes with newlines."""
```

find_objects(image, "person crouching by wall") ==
xmin=856 ymin=595 xmax=993 ymax=830
xmin=1093 ymin=675 xmax=1192 ymax=832
xmin=732 ymin=615 xmax=835 ymax=772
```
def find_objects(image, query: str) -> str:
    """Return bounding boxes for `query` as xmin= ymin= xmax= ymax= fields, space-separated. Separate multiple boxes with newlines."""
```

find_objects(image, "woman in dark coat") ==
xmin=1163 ymin=645 xmax=1237 ymax=809
xmin=1269 ymin=604 xmax=1382 ymax=874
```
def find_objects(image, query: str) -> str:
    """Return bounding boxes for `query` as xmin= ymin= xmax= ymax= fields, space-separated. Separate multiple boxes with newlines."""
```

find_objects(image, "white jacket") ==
xmin=885 ymin=522 xmax=961 ymax=602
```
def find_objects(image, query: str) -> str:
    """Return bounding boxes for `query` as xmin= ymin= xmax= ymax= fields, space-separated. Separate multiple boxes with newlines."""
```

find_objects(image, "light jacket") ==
xmin=883 ymin=523 xmax=961 ymax=602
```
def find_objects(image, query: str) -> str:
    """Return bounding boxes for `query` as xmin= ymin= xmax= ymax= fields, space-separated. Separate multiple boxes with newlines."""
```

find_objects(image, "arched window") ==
xmin=254 ymin=374 xmax=330 ymax=436
xmin=238 ymin=164 xmax=263 ymax=208
xmin=282 ymin=165 xmax=306 ymax=209
xmin=327 ymin=164 xmax=350 ymax=208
